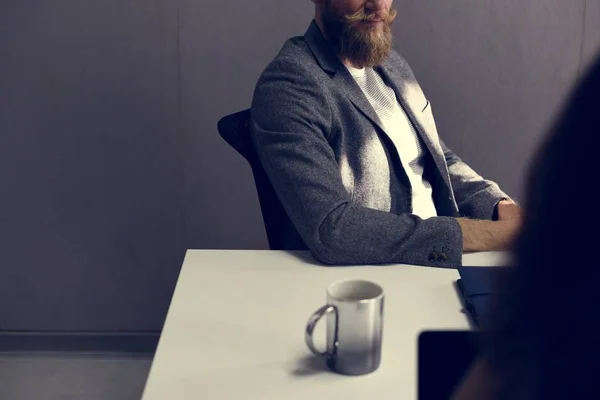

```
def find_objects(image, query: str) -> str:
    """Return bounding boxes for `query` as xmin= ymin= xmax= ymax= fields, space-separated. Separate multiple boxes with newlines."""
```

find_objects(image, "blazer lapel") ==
xmin=304 ymin=21 xmax=387 ymax=135
xmin=377 ymin=61 xmax=453 ymax=192
xmin=332 ymin=70 xmax=388 ymax=136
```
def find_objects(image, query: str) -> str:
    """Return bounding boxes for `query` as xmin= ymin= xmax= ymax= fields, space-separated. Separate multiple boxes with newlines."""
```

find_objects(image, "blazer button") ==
xmin=428 ymin=252 xmax=438 ymax=263
xmin=437 ymin=252 xmax=448 ymax=262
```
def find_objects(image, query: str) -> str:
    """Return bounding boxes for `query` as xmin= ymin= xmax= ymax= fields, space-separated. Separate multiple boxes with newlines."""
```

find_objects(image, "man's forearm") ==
xmin=456 ymin=218 xmax=519 ymax=252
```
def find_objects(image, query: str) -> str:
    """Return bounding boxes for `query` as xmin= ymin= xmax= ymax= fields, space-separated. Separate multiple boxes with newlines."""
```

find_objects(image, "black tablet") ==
xmin=418 ymin=330 xmax=481 ymax=400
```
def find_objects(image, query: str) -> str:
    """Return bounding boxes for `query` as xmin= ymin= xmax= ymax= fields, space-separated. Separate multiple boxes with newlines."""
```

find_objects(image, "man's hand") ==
xmin=496 ymin=199 xmax=522 ymax=221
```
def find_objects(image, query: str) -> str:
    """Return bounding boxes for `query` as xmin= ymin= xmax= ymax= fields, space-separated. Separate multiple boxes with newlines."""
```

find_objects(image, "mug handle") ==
xmin=305 ymin=305 xmax=339 ymax=359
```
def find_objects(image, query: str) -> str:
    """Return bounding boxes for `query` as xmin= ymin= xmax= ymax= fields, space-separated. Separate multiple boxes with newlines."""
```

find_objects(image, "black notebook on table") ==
xmin=456 ymin=266 xmax=510 ymax=327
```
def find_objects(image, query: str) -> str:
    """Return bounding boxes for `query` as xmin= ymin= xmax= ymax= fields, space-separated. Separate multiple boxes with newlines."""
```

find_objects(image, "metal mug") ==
xmin=305 ymin=279 xmax=384 ymax=376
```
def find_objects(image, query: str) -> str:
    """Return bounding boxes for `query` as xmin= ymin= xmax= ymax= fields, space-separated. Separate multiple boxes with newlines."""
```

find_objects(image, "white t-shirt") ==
xmin=345 ymin=64 xmax=438 ymax=220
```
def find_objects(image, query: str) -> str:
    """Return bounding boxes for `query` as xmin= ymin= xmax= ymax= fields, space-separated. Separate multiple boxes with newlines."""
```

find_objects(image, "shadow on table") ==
xmin=289 ymin=354 xmax=330 ymax=377
xmin=286 ymin=251 xmax=323 ymax=267
xmin=286 ymin=251 xmax=365 ymax=268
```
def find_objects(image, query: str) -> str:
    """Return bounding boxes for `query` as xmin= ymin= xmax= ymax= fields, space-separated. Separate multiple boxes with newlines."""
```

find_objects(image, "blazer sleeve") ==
xmin=439 ymin=139 xmax=512 ymax=220
xmin=250 ymin=57 xmax=463 ymax=267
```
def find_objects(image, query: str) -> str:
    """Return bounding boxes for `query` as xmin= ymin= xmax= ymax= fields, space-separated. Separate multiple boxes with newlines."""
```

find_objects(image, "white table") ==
xmin=142 ymin=250 xmax=510 ymax=400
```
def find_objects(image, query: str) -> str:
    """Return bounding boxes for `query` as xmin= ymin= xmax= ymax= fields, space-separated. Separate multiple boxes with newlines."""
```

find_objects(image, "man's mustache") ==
xmin=344 ymin=7 xmax=398 ymax=24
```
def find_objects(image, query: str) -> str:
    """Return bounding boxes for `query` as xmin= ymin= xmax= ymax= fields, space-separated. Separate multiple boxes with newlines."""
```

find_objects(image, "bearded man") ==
xmin=249 ymin=0 xmax=521 ymax=267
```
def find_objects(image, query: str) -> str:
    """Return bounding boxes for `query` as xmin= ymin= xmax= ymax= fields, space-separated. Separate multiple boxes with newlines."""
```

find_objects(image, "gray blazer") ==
xmin=250 ymin=21 xmax=510 ymax=267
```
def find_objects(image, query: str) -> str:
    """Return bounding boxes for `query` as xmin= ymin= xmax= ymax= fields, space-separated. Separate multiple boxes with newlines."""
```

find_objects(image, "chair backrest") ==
xmin=217 ymin=110 xmax=306 ymax=250
xmin=216 ymin=109 xmax=254 ymax=162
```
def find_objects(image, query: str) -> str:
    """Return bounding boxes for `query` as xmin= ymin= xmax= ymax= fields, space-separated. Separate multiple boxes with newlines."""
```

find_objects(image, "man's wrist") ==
xmin=457 ymin=218 xmax=496 ymax=252
xmin=492 ymin=198 xmax=511 ymax=220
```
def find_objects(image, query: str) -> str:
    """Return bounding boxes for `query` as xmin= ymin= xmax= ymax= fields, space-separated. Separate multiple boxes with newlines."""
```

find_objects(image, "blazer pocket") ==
xmin=421 ymin=99 xmax=430 ymax=112
xmin=419 ymin=99 xmax=441 ymax=142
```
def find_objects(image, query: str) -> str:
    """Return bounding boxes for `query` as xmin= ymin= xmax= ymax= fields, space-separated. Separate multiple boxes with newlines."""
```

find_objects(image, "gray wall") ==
xmin=1 ymin=0 xmax=598 ymax=331
xmin=181 ymin=0 xmax=313 ymax=250
xmin=0 ymin=0 xmax=186 ymax=330
xmin=584 ymin=0 xmax=600 ymax=68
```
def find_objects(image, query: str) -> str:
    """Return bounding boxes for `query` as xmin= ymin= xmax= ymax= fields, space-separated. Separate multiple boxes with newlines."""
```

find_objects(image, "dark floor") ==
xmin=0 ymin=353 xmax=153 ymax=400
xmin=0 ymin=332 xmax=159 ymax=400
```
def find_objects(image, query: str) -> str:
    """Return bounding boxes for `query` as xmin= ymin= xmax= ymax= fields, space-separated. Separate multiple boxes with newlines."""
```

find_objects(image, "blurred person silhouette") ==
xmin=452 ymin=51 xmax=600 ymax=399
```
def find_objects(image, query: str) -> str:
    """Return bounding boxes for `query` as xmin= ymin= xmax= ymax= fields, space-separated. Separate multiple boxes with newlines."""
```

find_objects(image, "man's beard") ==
xmin=321 ymin=2 xmax=397 ymax=68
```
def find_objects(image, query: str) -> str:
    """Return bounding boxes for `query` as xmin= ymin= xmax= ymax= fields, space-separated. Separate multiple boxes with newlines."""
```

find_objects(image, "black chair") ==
xmin=217 ymin=109 xmax=306 ymax=250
